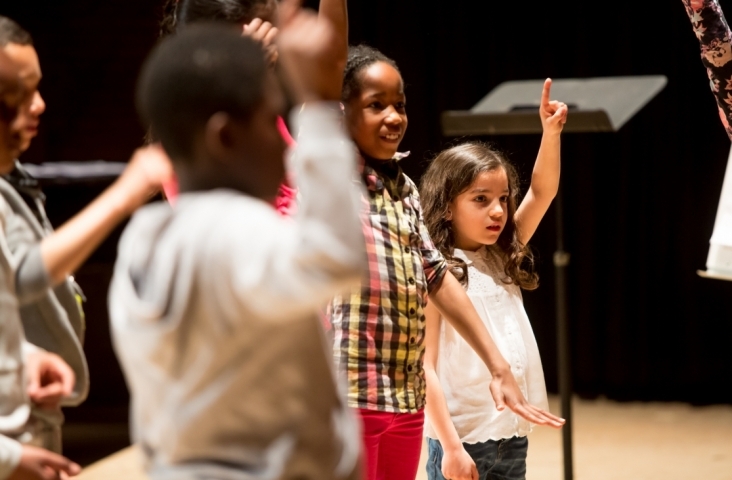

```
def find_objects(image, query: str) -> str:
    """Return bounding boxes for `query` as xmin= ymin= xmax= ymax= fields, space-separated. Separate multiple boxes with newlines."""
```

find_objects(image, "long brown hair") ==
xmin=420 ymin=141 xmax=539 ymax=290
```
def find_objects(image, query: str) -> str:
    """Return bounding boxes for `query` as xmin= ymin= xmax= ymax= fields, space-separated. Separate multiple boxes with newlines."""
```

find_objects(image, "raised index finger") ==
xmin=541 ymin=78 xmax=552 ymax=107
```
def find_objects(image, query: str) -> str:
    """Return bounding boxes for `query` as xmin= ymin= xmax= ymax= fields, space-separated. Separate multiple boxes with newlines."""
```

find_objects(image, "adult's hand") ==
xmin=25 ymin=351 xmax=75 ymax=410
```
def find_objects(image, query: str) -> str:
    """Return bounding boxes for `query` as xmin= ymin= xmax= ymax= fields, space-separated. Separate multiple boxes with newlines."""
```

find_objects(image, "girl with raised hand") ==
xmin=331 ymin=47 xmax=565 ymax=480
xmin=420 ymin=79 xmax=567 ymax=480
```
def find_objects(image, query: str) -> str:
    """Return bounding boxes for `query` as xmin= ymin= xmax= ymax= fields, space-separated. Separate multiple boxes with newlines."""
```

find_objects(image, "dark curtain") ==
xmin=1 ymin=0 xmax=730 ymax=406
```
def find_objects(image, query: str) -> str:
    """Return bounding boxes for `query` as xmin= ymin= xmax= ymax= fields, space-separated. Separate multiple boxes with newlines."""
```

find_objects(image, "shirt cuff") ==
xmin=426 ymin=259 xmax=449 ymax=293
xmin=0 ymin=435 xmax=23 ymax=480
xmin=289 ymin=102 xmax=344 ymax=139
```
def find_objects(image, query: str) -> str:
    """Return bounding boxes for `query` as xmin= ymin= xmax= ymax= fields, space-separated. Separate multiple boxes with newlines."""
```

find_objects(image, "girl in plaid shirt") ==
xmin=330 ymin=46 xmax=565 ymax=480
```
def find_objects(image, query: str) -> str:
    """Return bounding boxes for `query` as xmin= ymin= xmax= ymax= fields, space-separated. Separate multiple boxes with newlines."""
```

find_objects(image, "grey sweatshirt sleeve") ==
xmin=14 ymin=244 xmax=51 ymax=305
xmin=211 ymin=102 xmax=366 ymax=322
xmin=2 ymin=210 xmax=52 ymax=305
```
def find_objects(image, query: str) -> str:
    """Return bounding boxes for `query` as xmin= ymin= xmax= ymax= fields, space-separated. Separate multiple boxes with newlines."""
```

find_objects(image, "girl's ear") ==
xmin=444 ymin=208 xmax=453 ymax=221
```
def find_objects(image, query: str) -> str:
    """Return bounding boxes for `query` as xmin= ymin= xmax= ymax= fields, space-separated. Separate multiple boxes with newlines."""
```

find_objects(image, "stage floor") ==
xmin=77 ymin=396 xmax=732 ymax=480
xmin=418 ymin=396 xmax=732 ymax=480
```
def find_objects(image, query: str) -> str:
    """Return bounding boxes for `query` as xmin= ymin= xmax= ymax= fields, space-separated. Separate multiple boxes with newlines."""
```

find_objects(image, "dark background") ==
xmin=1 ymin=0 xmax=731 ymax=458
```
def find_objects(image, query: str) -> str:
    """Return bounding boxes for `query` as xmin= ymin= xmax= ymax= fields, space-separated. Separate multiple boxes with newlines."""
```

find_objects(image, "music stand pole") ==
xmin=553 ymin=186 xmax=573 ymax=480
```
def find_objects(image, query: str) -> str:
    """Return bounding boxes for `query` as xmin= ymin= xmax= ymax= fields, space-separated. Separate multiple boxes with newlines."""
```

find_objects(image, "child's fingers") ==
xmin=550 ymin=104 xmax=569 ymax=125
xmin=541 ymin=78 xmax=552 ymax=107
xmin=509 ymin=402 xmax=547 ymax=424
xmin=243 ymin=18 xmax=263 ymax=36
xmin=524 ymin=403 xmax=566 ymax=428
xmin=471 ymin=463 xmax=480 ymax=480
xmin=508 ymin=399 xmax=564 ymax=427
xmin=32 ymin=383 xmax=65 ymax=404
xmin=263 ymin=26 xmax=279 ymax=47
xmin=43 ymin=353 xmax=76 ymax=396
xmin=250 ymin=22 xmax=274 ymax=42
xmin=38 ymin=450 xmax=81 ymax=476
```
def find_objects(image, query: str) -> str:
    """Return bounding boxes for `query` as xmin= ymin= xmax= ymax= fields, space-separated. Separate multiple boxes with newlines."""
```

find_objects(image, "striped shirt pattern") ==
xmin=330 ymin=157 xmax=448 ymax=413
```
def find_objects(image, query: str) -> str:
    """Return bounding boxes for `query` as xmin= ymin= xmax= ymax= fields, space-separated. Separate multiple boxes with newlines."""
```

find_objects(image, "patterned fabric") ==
xmin=330 ymin=155 xmax=448 ymax=413
xmin=683 ymin=0 xmax=732 ymax=139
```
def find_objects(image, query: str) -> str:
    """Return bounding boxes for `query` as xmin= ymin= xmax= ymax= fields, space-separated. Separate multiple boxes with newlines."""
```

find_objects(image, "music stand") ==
xmin=441 ymin=75 xmax=667 ymax=480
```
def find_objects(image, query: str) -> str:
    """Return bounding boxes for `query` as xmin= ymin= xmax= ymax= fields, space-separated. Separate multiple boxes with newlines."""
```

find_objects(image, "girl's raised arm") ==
xmin=424 ymin=302 xmax=479 ymax=480
xmin=318 ymin=0 xmax=348 ymax=90
xmin=514 ymin=78 xmax=567 ymax=245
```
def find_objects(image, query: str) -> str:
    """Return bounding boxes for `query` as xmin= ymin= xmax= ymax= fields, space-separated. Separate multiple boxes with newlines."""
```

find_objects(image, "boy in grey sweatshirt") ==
xmin=108 ymin=4 xmax=365 ymax=480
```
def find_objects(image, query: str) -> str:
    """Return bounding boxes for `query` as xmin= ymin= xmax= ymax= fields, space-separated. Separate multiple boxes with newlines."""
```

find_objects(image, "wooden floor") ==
xmin=76 ymin=396 xmax=732 ymax=480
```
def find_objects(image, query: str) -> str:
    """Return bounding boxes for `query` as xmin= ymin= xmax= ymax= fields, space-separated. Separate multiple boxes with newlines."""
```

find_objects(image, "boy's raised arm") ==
xmin=219 ymin=0 xmax=364 ymax=321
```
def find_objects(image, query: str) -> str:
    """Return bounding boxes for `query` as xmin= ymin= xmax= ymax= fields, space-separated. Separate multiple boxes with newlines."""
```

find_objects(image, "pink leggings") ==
xmin=357 ymin=408 xmax=424 ymax=480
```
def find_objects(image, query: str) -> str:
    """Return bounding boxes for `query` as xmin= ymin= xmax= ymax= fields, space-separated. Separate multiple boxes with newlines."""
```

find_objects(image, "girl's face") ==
xmin=448 ymin=168 xmax=509 ymax=251
xmin=344 ymin=62 xmax=407 ymax=160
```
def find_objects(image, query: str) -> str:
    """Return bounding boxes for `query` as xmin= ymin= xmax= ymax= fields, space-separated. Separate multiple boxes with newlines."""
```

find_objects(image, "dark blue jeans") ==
xmin=426 ymin=436 xmax=528 ymax=480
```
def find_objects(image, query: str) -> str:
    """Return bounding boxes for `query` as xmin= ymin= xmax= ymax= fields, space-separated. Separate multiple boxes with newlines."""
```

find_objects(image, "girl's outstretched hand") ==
xmin=539 ymin=78 xmax=568 ymax=135
xmin=441 ymin=446 xmax=479 ymax=480
xmin=489 ymin=369 xmax=566 ymax=429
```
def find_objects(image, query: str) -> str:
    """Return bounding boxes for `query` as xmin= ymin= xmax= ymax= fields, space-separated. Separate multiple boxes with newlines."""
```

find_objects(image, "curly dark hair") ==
xmin=341 ymin=44 xmax=399 ymax=103
xmin=420 ymin=141 xmax=539 ymax=290
xmin=159 ymin=0 xmax=276 ymax=37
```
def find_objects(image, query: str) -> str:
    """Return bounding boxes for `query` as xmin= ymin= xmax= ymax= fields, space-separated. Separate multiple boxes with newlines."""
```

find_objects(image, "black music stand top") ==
xmin=442 ymin=75 xmax=667 ymax=136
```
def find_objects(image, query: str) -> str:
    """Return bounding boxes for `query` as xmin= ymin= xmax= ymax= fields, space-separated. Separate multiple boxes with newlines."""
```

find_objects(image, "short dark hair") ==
xmin=341 ymin=44 xmax=399 ymax=102
xmin=160 ymin=0 xmax=274 ymax=37
xmin=137 ymin=23 xmax=267 ymax=161
xmin=0 ymin=16 xmax=33 ymax=47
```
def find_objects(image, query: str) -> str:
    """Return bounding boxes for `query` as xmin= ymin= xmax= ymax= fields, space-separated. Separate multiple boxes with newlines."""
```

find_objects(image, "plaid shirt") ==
xmin=329 ymin=156 xmax=448 ymax=413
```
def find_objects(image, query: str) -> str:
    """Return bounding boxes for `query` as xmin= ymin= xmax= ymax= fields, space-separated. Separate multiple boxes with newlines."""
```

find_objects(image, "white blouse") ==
xmin=424 ymin=247 xmax=549 ymax=443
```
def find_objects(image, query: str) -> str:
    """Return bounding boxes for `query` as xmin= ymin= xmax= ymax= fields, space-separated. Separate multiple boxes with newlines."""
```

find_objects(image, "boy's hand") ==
xmin=441 ymin=446 xmax=479 ymax=480
xmin=243 ymin=18 xmax=279 ymax=67
xmin=9 ymin=445 xmax=81 ymax=480
xmin=25 ymin=351 xmax=75 ymax=410
xmin=489 ymin=369 xmax=565 ymax=429
xmin=276 ymin=0 xmax=342 ymax=102
xmin=540 ymin=78 xmax=568 ymax=135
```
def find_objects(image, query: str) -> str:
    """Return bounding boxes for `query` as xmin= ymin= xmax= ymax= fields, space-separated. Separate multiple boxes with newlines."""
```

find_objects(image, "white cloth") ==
xmin=109 ymin=104 xmax=365 ymax=480
xmin=0 ymin=195 xmax=30 ymax=479
xmin=424 ymin=247 xmax=549 ymax=443
xmin=0 ymin=435 xmax=21 ymax=480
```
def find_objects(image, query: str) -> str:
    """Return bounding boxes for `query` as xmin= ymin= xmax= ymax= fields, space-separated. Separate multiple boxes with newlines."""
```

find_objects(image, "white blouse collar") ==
xmin=452 ymin=247 xmax=484 ymax=266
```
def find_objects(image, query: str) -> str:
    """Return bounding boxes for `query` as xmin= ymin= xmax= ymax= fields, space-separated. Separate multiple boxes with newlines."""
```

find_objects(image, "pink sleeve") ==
xmin=275 ymin=116 xmax=299 ymax=216
xmin=277 ymin=116 xmax=296 ymax=147
xmin=162 ymin=177 xmax=179 ymax=205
